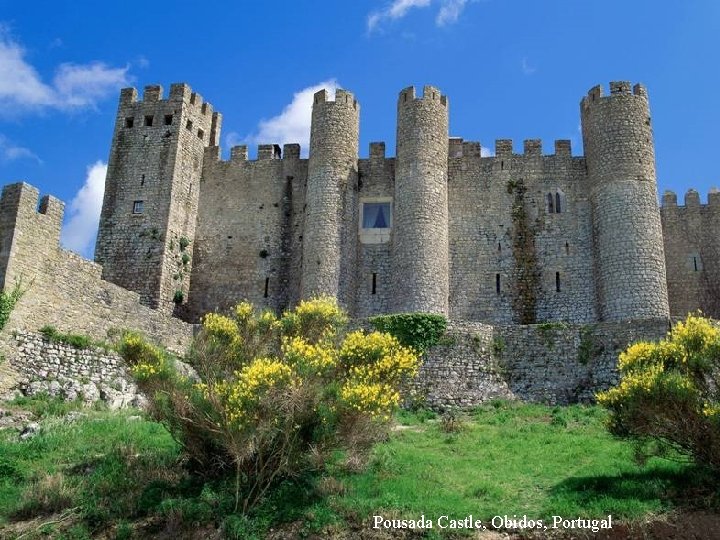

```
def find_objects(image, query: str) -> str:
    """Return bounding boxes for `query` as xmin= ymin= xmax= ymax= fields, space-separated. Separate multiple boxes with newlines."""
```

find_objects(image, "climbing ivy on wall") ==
xmin=507 ymin=179 xmax=541 ymax=324
xmin=369 ymin=313 xmax=447 ymax=353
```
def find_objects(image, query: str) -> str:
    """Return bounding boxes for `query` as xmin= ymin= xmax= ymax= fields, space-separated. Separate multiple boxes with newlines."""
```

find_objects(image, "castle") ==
xmin=2 ymin=81 xmax=719 ymax=332
xmin=0 ymin=80 xmax=716 ymax=405
xmin=89 ymin=81 xmax=716 ymax=324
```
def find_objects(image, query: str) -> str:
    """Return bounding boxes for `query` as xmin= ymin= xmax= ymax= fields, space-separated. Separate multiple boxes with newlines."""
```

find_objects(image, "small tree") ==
xmin=597 ymin=314 xmax=720 ymax=472
xmin=118 ymin=297 xmax=420 ymax=512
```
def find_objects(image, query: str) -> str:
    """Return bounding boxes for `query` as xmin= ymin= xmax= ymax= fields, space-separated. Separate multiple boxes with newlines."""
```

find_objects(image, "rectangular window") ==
xmin=132 ymin=200 xmax=144 ymax=214
xmin=125 ymin=117 xmax=134 ymax=128
xmin=362 ymin=202 xmax=391 ymax=229
xmin=186 ymin=120 xmax=193 ymax=131
xmin=164 ymin=114 xmax=173 ymax=125
xmin=144 ymin=115 xmax=154 ymax=127
xmin=556 ymin=272 xmax=561 ymax=292
xmin=496 ymin=274 xmax=501 ymax=295
xmin=197 ymin=129 xmax=204 ymax=140
xmin=371 ymin=273 xmax=377 ymax=295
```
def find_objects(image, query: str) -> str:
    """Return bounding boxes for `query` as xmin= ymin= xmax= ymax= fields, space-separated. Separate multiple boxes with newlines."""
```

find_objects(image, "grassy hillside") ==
xmin=0 ymin=398 xmax=717 ymax=539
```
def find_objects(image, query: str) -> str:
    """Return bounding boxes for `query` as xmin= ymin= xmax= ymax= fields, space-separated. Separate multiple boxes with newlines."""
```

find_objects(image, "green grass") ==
xmin=0 ymin=399 xmax=716 ymax=538
xmin=0 ymin=399 xmax=181 ymax=537
xmin=327 ymin=401 xmax=714 ymax=524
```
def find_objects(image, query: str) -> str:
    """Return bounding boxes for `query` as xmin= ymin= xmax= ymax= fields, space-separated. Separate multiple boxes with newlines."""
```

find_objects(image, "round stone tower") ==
xmin=391 ymin=85 xmax=449 ymax=315
xmin=581 ymin=81 xmax=669 ymax=321
xmin=301 ymin=88 xmax=359 ymax=301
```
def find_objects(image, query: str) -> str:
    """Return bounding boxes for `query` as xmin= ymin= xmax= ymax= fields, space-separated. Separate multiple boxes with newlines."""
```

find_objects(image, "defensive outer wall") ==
xmin=0 ymin=81 xmax=715 ymax=407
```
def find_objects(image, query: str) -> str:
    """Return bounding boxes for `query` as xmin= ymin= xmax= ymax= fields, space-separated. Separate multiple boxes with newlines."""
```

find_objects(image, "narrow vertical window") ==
xmin=556 ymin=272 xmax=561 ymax=292
xmin=565 ymin=241 xmax=570 ymax=255
xmin=555 ymin=193 xmax=562 ymax=213
xmin=264 ymin=277 xmax=269 ymax=298
xmin=547 ymin=193 xmax=554 ymax=213
xmin=371 ymin=273 xmax=377 ymax=295
xmin=496 ymin=274 xmax=501 ymax=295
xmin=497 ymin=242 xmax=501 ymax=253
xmin=693 ymin=257 xmax=698 ymax=272
xmin=140 ymin=174 xmax=145 ymax=186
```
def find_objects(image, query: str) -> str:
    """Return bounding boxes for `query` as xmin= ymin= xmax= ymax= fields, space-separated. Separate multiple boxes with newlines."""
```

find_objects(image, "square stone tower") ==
xmin=94 ymin=84 xmax=221 ymax=313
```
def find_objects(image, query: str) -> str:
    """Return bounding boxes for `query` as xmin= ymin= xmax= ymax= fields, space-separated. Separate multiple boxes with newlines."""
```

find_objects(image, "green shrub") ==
xmin=39 ymin=325 xmax=92 ymax=349
xmin=369 ymin=313 xmax=447 ymax=353
xmin=173 ymin=290 xmax=184 ymax=304
xmin=179 ymin=236 xmax=190 ymax=251
xmin=597 ymin=314 xmax=720 ymax=472
xmin=0 ymin=277 xmax=26 ymax=331
xmin=118 ymin=297 xmax=420 ymax=513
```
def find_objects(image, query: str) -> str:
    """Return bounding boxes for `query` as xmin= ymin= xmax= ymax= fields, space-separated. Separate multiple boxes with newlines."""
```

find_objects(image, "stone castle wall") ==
xmin=95 ymin=84 xmax=220 ymax=313
xmin=417 ymin=318 xmax=670 ymax=408
xmin=581 ymin=82 xmax=669 ymax=321
xmin=661 ymin=189 xmax=720 ymax=318
xmin=10 ymin=331 xmax=143 ymax=408
xmin=188 ymin=144 xmax=307 ymax=320
xmin=0 ymin=183 xmax=194 ymax=353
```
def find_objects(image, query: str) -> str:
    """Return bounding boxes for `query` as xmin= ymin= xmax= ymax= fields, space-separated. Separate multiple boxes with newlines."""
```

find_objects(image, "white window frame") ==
xmin=359 ymin=197 xmax=392 ymax=244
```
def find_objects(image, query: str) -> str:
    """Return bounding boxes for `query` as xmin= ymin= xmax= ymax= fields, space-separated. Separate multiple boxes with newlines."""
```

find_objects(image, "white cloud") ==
xmin=368 ymin=0 xmax=432 ymax=32
xmin=61 ymin=161 xmax=107 ymax=258
xmin=0 ymin=134 xmax=40 ymax=163
xmin=231 ymin=79 xmax=340 ymax=157
xmin=0 ymin=28 xmax=130 ymax=114
xmin=368 ymin=0 xmax=472 ymax=32
xmin=521 ymin=57 xmax=537 ymax=75
xmin=436 ymin=0 xmax=468 ymax=26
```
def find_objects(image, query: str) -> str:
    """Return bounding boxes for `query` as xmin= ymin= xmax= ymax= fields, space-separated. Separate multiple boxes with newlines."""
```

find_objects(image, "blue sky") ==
xmin=1 ymin=0 xmax=719 ymax=258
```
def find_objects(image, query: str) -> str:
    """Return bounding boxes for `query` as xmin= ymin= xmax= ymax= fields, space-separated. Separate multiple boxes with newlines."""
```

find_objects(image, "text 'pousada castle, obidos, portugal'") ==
xmin=9 ymin=81 xmax=719 ymax=328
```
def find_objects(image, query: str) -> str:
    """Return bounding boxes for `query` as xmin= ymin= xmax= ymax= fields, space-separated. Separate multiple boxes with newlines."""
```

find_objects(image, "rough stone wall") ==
xmin=95 ymin=84 xmax=220 ymax=313
xmin=410 ymin=321 xmax=514 ymax=408
xmin=447 ymin=139 xmax=596 ymax=324
xmin=417 ymin=318 xmax=669 ymax=408
xmin=392 ymin=86 xmax=449 ymax=315
xmin=0 ymin=183 xmax=193 ymax=353
xmin=661 ymin=189 xmax=720 ymax=318
xmin=495 ymin=319 xmax=668 ymax=404
xmin=10 ymin=331 xmax=143 ymax=408
xmin=354 ymin=143 xmax=395 ymax=318
xmin=301 ymin=89 xmax=359 ymax=307
xmin=187 ymin=144 xmax=306 ymax=320
xmin=581 ymin=82 xmax=669 ymax=321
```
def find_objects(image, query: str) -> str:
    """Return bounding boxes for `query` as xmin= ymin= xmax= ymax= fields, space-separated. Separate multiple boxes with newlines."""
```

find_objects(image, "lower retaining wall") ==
xmin=9 ymin=331 xmax=143 ymax=408
xmin=417 ymin=318 xmax=670 ymax=408
xmin=6 ymin=319 xmax=672 ymax=410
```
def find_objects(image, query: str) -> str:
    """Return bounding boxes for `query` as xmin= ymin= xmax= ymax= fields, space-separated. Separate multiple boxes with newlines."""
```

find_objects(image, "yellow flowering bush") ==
xmin=119 ymin=296 xmax=420 ymax=513
xmin=340 ymin=381 xmax=400 ymax=420
xmin=597 ymin=314 xmax=720 ymax=472
xmin=116 ymin=331 xmax=171 ymax=382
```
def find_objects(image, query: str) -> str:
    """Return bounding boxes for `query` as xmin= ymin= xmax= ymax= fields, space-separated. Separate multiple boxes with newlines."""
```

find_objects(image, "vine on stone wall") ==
xmin=168 ymin=234 xmax=191 ymax=304
xmin=508 ymin=179 xmax=541 ymax=324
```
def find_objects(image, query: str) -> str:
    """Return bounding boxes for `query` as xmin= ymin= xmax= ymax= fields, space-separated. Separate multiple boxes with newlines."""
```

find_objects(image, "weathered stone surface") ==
xmin=416 ymin=318 xmax=670 ymax=408
xmin=9 ymin=332 xmax=144 ymax=408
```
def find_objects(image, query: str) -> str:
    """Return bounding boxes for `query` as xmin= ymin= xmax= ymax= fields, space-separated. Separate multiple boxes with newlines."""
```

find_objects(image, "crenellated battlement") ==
xmin=661 ymin=188 xmax=720 ymax=208
xmin=118 ymin=83 xmax=216 ymax=121
xmin=489 ymin=139 xmax=574 ymax=158
xmin=582 ymin=81 xmax=648 ymax=107
xmin=0 ymin=182 xmax=65 ymax=235
xmin=313 ymin=88 xmax=358 ymax=110
xmin=217 ymin=144 xmax=306 ymax=165
xmin=369 ymin=142 xmax=386 ymax=159
xmin=398 ymin=85 xmax=448 ymax=107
